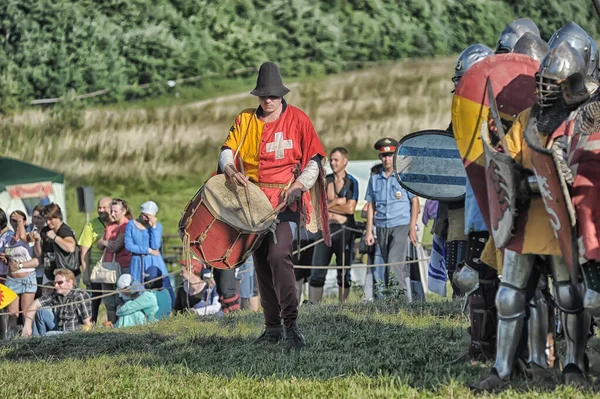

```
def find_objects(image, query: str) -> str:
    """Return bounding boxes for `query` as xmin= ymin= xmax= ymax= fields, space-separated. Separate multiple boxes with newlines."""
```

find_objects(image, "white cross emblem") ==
xmin=266 ymin=132 xmax=293 ymax=160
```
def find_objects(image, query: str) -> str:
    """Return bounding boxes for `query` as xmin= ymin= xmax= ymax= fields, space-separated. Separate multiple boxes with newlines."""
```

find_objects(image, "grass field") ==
xmin=1 ymin=297 xmax=599 ymax=398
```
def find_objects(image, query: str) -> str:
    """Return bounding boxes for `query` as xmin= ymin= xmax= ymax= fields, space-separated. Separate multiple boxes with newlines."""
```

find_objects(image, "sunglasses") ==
xmin=258 ymin=96 xmax=281 ymax=100
xmin=54 ymin=280 xmax=67 ymax=286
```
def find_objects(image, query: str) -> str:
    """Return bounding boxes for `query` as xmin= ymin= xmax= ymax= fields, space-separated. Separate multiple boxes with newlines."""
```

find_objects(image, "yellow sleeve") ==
xmin=78 ymin=223 xmax=96 ymax=249
xmin=503 ymin=108 xmax=530 ymax=164
xmin=222 ymin=109 xmax=253 ymax=152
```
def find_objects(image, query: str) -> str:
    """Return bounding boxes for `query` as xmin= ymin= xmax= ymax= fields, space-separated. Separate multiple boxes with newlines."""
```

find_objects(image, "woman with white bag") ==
xmin=96 ymin=198 xmax=133 ymax=324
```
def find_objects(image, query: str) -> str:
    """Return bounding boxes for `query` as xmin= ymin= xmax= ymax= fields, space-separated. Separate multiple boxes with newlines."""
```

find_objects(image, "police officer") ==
xmin=364 ymin=138 xmax=420 ymax=301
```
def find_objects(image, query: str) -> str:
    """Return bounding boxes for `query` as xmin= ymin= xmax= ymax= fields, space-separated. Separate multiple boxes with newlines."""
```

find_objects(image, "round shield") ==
xmin=393 ymin=129 xmax=466 ymax=201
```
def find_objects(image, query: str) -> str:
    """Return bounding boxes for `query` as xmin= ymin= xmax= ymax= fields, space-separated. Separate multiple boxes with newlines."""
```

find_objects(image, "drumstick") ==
xmin=256 ymin=201 xmax=287 ymax=225
xmin=237 ymin=161 xmax=255 ymax=227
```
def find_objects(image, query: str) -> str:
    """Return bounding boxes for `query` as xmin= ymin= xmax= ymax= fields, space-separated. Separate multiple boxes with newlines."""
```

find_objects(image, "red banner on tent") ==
xmin=7 ymin=182 xmax=53 ymax=199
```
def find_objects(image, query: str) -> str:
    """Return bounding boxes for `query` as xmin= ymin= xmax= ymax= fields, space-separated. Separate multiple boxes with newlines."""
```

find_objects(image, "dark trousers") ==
xmin=254 ymin=221 xmax=298 ymax=328
xmin=89 ymin=281 xmax=103 ymax=324
xmin=310 ymin=224 xmax=354 ymax=288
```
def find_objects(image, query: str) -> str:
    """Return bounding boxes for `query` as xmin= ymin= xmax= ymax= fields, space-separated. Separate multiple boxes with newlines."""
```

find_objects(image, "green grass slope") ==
xmin=1 ymin=299 xmax=598 ymax=398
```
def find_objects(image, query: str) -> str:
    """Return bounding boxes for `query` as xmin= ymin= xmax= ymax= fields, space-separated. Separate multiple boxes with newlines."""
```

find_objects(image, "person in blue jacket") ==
xmin=124 ymin=201 xmax=175 ymax=305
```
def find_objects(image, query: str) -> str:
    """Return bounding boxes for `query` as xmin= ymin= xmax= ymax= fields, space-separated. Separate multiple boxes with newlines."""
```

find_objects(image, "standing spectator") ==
xmin=294 ymin=227 xmax=319 ymax=305
xmin=174 ymin=260 xmax=222 ymax=316
xmin=114 ymin=274 xmax=159 ymax=328
xmin=39 ymin=204 xmax=78 ymax=292
xmin=78 ymin=197 xmax=113 ymax=324
xmin=364 ymin=138 xmax=420 ymax=302
xmin=21 ymin=269 xmax=92 ymax=337
xmin=309 ymin=147 xmax=359 ymax=303
xmin=97 ymin=198 xmax=133 ymax=324
xmin=362 ymin=164 xmax=387 ymax=301
xmin=2 ymin=211 xmax=39 ymax=336
xmin=28 ymin=205 xmax=47 ymax=298
xmin=125 ymin=201 xmax=175 ymax=306
xmin=0 ymin=208 xmax=14 ymax=338
xmin=237 ymin=256 xmax=260 ymax=311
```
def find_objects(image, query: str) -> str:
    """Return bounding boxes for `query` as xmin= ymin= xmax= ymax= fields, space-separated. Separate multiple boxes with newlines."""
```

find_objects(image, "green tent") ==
xmin=0 ymin=157 xmax=63 ymax=191
xmin=0 ymin=156 xmax=66 ymax=220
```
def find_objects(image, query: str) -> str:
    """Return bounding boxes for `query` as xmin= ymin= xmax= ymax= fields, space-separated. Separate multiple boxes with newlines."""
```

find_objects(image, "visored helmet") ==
xmin=548 ymin=22 xmax=599 ymax=79
xmin=453 ymin=44 xmax=494 ymax=87
xmin=536 ymin=41 xmax=588 ymax=108
xmin=496 ymin=18 xmax=540 ymax=54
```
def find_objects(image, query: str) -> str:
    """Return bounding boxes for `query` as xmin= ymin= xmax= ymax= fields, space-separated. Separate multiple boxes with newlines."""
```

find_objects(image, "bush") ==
xmin=0 ymin=0 xmax=597 ymax=107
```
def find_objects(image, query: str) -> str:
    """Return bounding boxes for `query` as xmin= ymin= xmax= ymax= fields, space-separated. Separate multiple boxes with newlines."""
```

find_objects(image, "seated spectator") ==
xmin=174 ymin=260 xmax=221 ymax=316
xmin=21 ymin=269 xmax=92 ymax=337
xmin=115 ymin=274 xmax=159 ymax=328
xmin=1 ymin=211 xmax=39 ymax=337
xmin=145 ymin=266 xmax=172 ymax=320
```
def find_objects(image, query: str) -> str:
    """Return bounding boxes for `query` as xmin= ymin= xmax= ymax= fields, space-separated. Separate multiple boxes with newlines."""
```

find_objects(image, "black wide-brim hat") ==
xmin=250 ymin=61 xmax=290 ymax=97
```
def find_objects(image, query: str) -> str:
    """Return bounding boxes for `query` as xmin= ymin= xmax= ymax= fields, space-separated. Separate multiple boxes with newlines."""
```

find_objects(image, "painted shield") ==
xmin=452 ymin=53 xmax=539 ymax=237
xmin=481 ymin=120 xmax=519 ymax=248
xmin=393 ymin=130 xmax=466 ymax=201
xmin=524 ymin=115 xmax=578 ymax=281
xmin=569 ymin=100 xmax=600 ymax=264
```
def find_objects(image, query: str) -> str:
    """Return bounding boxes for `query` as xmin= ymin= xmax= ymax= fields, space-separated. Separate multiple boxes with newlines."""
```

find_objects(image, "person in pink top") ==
xmin=97 ymin=198 xmax=133 ymax=323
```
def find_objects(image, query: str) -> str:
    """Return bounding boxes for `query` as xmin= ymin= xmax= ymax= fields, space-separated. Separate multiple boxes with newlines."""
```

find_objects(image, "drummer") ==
xmin=219 ymin=61 xmax=329 ymax=351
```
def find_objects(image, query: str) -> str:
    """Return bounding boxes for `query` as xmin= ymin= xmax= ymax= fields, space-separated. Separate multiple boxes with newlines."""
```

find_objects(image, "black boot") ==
xmin=285 ymin=322 xmax=306 ymax=351
xmin=255 ymin=325 xmax=284 ymax=344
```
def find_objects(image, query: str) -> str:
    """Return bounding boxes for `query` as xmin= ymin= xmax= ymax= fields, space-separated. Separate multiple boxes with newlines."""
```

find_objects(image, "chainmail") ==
xmin=535 ymin=102 xmax=575 ymax=134
xmin=550 ymin=136 xmax=573 ymax=184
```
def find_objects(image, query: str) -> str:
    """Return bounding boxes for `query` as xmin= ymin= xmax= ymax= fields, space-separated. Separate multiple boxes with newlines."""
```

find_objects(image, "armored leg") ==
xmin=548 ymin=255 xmax=589 ymax=379
xmin=527 ymin=277 xmax=549 ymax=369
xmin=493 ymin=251 xmax=537 ymax=380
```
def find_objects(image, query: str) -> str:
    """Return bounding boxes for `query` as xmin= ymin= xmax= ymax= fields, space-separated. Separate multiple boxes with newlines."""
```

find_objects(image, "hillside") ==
xmin=3 ymin=57 xmax=455 ymax=235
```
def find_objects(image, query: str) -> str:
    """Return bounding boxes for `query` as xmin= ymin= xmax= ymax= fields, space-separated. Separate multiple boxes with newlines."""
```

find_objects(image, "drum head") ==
xmin=203 ymin=174 xmax=276 ymax=232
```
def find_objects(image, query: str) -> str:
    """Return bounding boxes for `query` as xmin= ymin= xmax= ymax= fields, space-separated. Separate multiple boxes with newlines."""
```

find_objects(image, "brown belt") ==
xmin=254 ymin=182 xmax=289 ymax=189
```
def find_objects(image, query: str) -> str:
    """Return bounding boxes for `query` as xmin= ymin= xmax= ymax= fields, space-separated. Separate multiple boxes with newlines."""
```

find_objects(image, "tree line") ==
xmin=0 ymin=0 xmax=596 ymax=110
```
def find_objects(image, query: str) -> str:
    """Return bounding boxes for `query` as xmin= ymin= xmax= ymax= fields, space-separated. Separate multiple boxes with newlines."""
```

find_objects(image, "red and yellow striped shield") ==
xmin=452 ymin=53 xmax=539 ymax=250
xmin=0 ymin=284 xmax=17 ymax=309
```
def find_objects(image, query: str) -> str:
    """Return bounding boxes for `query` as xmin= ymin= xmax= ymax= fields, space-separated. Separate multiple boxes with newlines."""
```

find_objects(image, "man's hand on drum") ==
xmin=225 ymin=164 xmax=249 ymax=187
xmin=282 ymin=181 xmax=305 ymax=206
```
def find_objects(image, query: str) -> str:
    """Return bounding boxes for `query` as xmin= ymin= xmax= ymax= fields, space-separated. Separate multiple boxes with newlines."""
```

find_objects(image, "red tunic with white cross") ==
xmin=222 ymin=103 xmax=326 ymax=213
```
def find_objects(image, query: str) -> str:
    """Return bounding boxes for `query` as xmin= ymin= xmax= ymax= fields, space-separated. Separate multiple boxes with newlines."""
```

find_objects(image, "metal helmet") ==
xmin=496 ymin=18 xmax=540 ymax=54
xmin=452 ymin=265 xmax=479 ymax=296
xmin=513 ymin=32 xmax=550 ymax=63
xmin=548 ymin=22 xmax=599 ymax=79
xmin=536 ymin=41 xmax=588 ymax=108
xmin=453 ymin=44 xmax=494 ymax=87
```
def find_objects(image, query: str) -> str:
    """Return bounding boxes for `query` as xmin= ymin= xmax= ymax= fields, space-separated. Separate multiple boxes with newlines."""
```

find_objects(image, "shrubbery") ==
xmin=0 ymin=0 xmax=597 ymax=109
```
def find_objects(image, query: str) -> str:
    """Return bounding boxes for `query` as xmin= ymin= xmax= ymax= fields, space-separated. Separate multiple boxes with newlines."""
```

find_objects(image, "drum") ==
xmin=178 ymin=174 xmax=277 ymax=270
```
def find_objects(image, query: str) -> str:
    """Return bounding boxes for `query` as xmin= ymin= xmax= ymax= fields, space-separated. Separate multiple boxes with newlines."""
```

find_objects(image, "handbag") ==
xmin=90 ymin=250 xmax=120 ymax=284
xmin=53 ymin=242 xmax=81 ymax=272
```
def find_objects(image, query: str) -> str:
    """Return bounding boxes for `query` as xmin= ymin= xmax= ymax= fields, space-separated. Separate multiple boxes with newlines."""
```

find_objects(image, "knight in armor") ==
xmin=546 ymin=22 xmax=600 ymax=317
xmin=472 ymin=41 xmax=592 ymax=392
xmin=449 ymin=43 xmax=500 ymax=361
